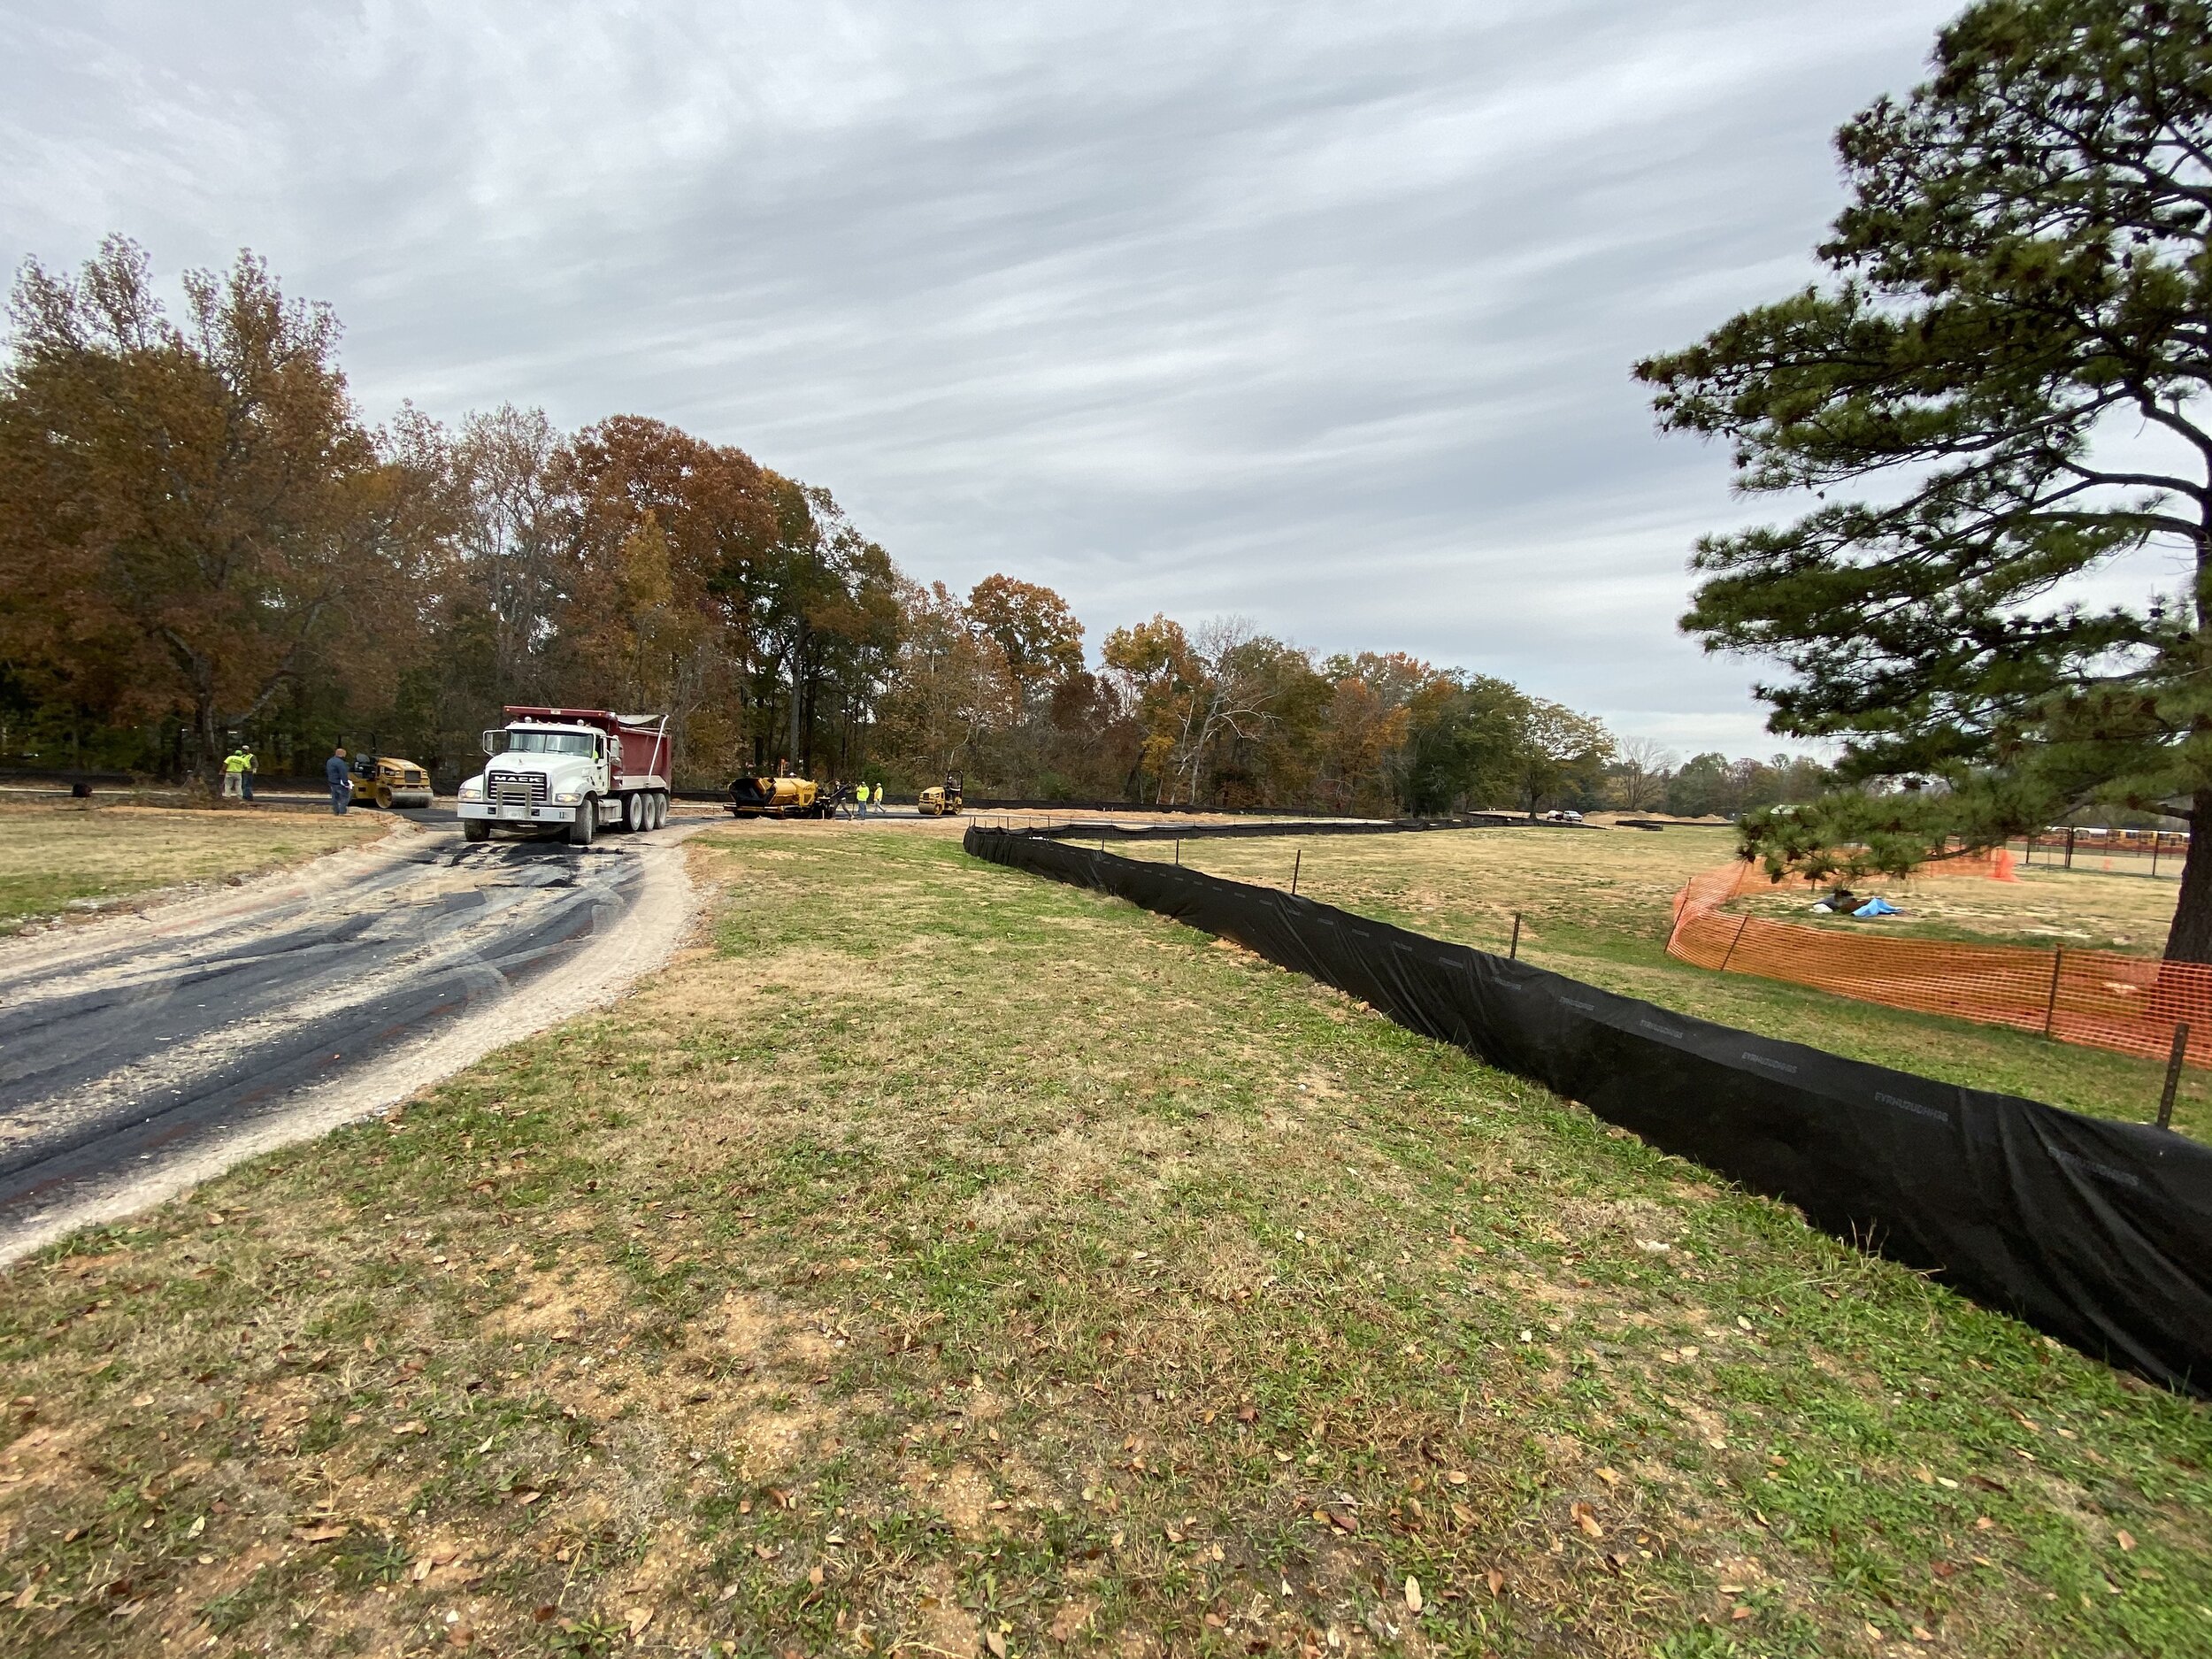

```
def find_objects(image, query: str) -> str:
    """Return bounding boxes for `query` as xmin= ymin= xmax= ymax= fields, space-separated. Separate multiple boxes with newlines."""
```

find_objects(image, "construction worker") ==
xmin=241 ymin=745 xmax=256 ymax=802
xmin=326 ymin=746 xmax=353 ymax=815
xmin=221 ymin=747 xmax=248 ymax=799
xmin=855 ymin=780 xmax=872 ymax=818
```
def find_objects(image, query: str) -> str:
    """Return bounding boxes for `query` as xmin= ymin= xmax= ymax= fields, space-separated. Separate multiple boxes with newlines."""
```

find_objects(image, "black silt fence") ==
xmin=1025 ymin=815 xmax=1536 ymax=843
xmin=964 ymin=825 xmax=2212 ymax=1394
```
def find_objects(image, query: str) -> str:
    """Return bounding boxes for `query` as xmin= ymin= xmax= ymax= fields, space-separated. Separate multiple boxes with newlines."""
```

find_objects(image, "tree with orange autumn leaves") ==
xmin=3 ymin=236 xmax=1634 ymax=813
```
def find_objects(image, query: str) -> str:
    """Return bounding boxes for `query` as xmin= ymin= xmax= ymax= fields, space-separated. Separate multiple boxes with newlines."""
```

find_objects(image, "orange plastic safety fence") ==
xmin=1668 ymin=861 xmax=2212 ymax=1069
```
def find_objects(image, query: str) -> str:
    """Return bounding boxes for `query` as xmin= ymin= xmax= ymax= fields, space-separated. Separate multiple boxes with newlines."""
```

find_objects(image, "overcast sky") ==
xmin=1 ymin=0 xmax=1965 ymax=756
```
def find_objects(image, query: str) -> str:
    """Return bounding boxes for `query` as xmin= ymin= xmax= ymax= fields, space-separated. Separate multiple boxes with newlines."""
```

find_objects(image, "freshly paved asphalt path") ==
xmin=0 ymin=809 xmax=692 ymax=1257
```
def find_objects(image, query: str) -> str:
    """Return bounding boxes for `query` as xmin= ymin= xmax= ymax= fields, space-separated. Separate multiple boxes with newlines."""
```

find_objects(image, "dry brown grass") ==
xmin=0 ymin=803 xmax=387 ymax=933
xmin=1123 ymin=826 xmax=2212 ymax=1134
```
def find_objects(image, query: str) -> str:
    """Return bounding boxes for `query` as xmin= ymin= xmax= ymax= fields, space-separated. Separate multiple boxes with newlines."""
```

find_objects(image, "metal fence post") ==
xmin=1291 ymin=848 xmax=1302 ymax=895
xmin=1509 ymin=912 xmax=1522 ymax=960
xmin=2043 ymin=948 xmax=2064 ymax=1037
xmin=2159 ymin=1021 xmax=2190 ymax=1130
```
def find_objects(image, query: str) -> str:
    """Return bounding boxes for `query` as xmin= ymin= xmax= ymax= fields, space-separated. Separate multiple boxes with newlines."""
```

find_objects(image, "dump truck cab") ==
xmin=457 ymin=707 xmax=672 ymax=846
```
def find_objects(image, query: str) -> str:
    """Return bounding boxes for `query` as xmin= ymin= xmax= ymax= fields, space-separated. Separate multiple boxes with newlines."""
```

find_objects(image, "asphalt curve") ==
xmin=0 ymin=820 xmax=649 ymax=1241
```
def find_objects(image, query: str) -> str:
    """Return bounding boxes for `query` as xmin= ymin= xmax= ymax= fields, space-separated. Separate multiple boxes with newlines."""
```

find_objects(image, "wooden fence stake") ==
xmin=1717 ymin=912 xmax=1751 ymax=973
xmin=2043 ymin=948 xmax=2064 ymax=1037
xmin=2160 ymin=1021 xmax=2190 ymax=1130
xmin=1509 ymin=912 xmax=1522 ymax=960
xmin=1291 ymin=848 xmax=1302 ymax=895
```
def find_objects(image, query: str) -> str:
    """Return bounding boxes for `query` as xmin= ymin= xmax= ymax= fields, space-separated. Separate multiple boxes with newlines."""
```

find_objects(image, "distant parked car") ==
xmin=1542 ymin=809 xmax=1585 ymax=823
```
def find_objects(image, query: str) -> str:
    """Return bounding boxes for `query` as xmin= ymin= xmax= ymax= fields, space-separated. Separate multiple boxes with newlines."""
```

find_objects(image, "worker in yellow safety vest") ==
xmin=855 ymin=780 xmax=872 ymax=817
xmin=222 ymin=747 xmax=250 ymax=799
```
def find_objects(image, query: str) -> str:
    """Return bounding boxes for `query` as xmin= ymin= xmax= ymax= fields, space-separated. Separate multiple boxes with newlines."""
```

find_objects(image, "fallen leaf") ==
xmin=1403 ymin=1576 xmax=1423 ymax=1613
xmin=291 ymin=1525 xmax=349 ymax=1543
xmin=1048 ymin=1600 xmax=1093 ymax=1642
xmin=1731 ymin=1605 xmax=1752 ymax=1621
xmin=1485 ymin=1567 xmax=1504 ymax=1596
xmin=1594 ymin=1467 xmax=1620 ymax=1486
xmin=625 ymin=1607 xmax=653 ymax=1638
xmin=2117 ymin=1530 xmax=2137 ymax=1552
xmin=1571 ymin=1502 xmax=1603 ymax=1539
xmin=985 ymin=1632 xmax=1009 ymax=1658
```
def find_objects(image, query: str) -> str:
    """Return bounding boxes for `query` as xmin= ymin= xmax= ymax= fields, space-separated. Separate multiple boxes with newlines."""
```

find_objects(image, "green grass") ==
xmin=1115 ymin=826 xmax=2212 ymax=1139
xmin=0 ymin=826 xmax=2206 ymax=1658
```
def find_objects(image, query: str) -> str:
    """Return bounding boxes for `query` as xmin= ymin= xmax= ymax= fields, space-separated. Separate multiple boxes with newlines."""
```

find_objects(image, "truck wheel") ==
xmin=650 ymin=792 xmax=666 ymax=829
xmin=464 ymin=818 xmax=489 ymax=843
xmin=568 ymin=798 xmax=596 ymax=847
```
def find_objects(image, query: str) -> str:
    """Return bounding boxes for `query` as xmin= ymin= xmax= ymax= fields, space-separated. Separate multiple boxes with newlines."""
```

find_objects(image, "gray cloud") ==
xmin=1 ymin=0 xmax=1963 ymax=755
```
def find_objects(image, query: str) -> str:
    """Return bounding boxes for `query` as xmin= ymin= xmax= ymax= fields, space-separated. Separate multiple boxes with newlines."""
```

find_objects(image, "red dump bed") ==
xmin=503 ymin=707 xmax=670 ymax=786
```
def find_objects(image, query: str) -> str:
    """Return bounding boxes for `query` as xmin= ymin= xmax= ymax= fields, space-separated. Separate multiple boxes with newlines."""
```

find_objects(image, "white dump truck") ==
xmin=456 ymin=707 xmax=672 ymax=846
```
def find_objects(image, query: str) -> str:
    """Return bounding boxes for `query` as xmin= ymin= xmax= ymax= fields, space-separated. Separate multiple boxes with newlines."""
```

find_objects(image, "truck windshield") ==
xmin=502 ymin=731 xmax=595 ymax=756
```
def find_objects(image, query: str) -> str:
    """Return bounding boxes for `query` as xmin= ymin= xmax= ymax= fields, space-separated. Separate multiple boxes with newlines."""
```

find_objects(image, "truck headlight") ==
xmin=554 ymin=790 xmax=582 ymax=805
xmin=457 ymin=780 xmax=482 ymax=801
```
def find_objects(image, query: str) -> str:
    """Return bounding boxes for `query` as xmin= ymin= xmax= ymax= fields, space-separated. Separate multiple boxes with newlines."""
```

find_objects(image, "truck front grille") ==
xmin=488 ymin=770 xmax=548 ymax=809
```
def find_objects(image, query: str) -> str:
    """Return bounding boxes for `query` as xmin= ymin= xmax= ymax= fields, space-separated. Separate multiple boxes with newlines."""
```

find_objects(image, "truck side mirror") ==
xmin=482 ymin=730 xmax=501 ymax=757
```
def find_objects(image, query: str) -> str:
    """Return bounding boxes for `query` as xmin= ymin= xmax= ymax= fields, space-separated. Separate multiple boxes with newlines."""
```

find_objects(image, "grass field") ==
xmin=0 ymin=803 xmax=388 ymax=934
xmin=1113 ymin=826 xmax=2212 ymax=1140
xmin=3 ymin=825 xmax=2206 ymax=1658
xmin=1729 ymin=856 xmax=2183 ymax=956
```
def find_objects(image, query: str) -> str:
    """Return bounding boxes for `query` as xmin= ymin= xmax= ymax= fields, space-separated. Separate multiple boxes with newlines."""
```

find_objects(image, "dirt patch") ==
xmin=487 ymin=1262 xmax=629 ymax=1342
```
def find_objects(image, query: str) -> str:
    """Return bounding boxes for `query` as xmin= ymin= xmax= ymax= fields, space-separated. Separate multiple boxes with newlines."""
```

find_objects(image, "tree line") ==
xmin=0 ymin=235 xmax=1819 ymax=818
